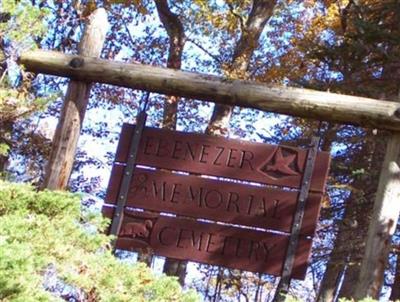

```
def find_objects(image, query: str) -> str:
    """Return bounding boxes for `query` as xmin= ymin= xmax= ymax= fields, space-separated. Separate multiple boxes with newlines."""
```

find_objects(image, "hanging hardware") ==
xmin=110 ymin=93 xmax=150 ymax=247
xmin=273 ymin=122 xmax=323 ymax=302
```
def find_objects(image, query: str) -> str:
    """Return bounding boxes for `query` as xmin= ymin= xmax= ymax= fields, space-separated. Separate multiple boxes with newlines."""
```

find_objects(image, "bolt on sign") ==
xmin=103 ymin=124 xmax=330 ymax=279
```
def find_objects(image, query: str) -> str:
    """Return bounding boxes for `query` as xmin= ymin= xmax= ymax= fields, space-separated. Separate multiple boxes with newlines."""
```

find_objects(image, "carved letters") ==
xmin=106 ymin=166 xmax=322 ymax=235
xmin=142 ymin=136 xmax=255 ymax=171
xmin=120 ymin=220 xmax=153 ymax=239
xmin=115 ymin=124 xmax=330 ymax=192
xmin=105 ymin=124 xmax=331 ymax=279
xmin=102 ymin=207 xmax=311 ymax=279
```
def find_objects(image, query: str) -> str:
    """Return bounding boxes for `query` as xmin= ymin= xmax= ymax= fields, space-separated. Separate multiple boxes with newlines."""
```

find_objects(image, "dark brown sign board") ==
xmin=102 ymin=207 xmax=312 ymax=279
xmin=114 ymin=124 xmax=330 ymax=192
xmin=104 ymin=123 xmax=331 ymax=279
xmin=105 ymin=165 xmax=322 ymax=235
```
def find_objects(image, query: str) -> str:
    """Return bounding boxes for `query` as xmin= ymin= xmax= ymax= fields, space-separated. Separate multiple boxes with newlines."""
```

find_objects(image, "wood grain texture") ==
xmin=105 ymin=165 xmax=323 ymax=235
xmin=41 ymin=9 xmax=109 ymax=190
xmin=102 ymin=207 xmax=312 ymax=279
xmin=354 ymin=133 xmax=400 ymax=299
xmin=19 ymin=50 xmax=400 ymax=131
xmin=114 ymin=124 xmax=330 ymax=192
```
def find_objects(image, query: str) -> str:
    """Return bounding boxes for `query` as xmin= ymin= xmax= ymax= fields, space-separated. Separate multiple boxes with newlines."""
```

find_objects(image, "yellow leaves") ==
xmin=74 ymin=0 xmax=149 ymax=17
xmin=321 ymin=194 xmax=331 ymax=208
xmin=323 ymin=0 xmax=351 ymax=30
xmin=191 ymin=1 xmax=249 ymax=34
xmin=222 ymin=63 xmax=248 ymax=80
xmin=296 ymin=0 xmax=350 ymax=48
xmin=260 ymin=65 xmax=286 ymax=84
xmin=259 ymin=48 xmax=312 ymax=84
xmin=324 ymin=1 xmax=344 ymax=31
xmin=207 ymin=11 xmax=238 ymax=33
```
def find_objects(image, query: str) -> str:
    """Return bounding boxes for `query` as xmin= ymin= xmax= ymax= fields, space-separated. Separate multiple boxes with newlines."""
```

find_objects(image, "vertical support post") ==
xmin=273 ymin=136 xmax=320 ymax=302
xmin=42 ymin=8 xmax=109 ymax=190
xmin=354 ymin=132 xmax=400 ymax=299
xmin=109 ymin=104 xmax=148 ymax=242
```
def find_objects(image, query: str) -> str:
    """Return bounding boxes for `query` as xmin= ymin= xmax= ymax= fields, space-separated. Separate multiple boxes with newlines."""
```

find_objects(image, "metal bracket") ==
xmin=273 ymin=136 xmax=321 ymax=302
xmin=110 ymin=95 xmax=150 ymax=247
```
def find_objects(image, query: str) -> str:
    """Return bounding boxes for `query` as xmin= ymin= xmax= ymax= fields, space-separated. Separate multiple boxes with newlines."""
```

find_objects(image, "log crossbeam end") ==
xmin=19 ymin=50 xmax=400 ymax=132
xmin=20 ymin=48 xmax=400 ymax=299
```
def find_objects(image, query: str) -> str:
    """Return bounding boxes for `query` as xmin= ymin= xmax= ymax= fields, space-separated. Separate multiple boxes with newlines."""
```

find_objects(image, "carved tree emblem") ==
xmin=119 ymin=219 xmax=153 ymax=241
xmin=260 ymin=147 xmax=300 ymax=179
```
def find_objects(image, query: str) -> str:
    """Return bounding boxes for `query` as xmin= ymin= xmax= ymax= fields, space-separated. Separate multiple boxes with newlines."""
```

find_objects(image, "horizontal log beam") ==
xmin=19 ymin=50 xmax=400 ymax=131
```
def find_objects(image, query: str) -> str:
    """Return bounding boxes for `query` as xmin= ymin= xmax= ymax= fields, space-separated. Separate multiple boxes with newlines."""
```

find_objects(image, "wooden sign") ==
xmin=103 ymin=123 xmax=331 ymax=279
xmin=114 ymin=124 xmax=330 ymax=192
xmin=102 ymin=207 xmax=312 ymax=279
xmin=105 ymin=165 xmax=322 ymax=235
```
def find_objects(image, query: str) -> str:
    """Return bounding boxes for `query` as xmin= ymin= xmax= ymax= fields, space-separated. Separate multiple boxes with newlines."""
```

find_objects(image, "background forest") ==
xmin=1 ymin=0 xmax=400 ymax=301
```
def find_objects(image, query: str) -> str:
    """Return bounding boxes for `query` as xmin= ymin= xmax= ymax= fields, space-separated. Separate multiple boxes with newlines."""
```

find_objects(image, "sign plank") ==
xmin=105 ymin=165 xmax=322 ymax=235
xmin=102 ymin=207 xmax=312 ymax=279
xmin=114 ymin=124 xmax=330 ymax=192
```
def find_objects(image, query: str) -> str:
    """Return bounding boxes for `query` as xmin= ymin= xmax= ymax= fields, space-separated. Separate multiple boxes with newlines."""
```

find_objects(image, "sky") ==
xmin=8 ymin=1 xmax=395 ymax=300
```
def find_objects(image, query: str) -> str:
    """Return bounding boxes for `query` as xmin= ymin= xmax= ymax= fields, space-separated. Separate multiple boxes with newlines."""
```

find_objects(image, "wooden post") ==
xmin=19 ymin=21 xmax=400 ymax=297
xmin=354 ymin=132 xmax=400 ymax=299
xmin=41 ymin=9 xmax=109 ymax=190
xmin=19 ymin=50 xmax=400 ymax=132
xmin=389 ymin=247 xmax=400 ymax=300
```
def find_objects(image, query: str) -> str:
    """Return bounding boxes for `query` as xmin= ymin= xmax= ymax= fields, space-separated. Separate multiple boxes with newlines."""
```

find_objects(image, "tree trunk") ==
xmin=0 ymin=38 xmax=6 ymax=75
xmin=136 ymin=252 xmax=152 ymax=266
xmin=317 ymin=215 xmax=368 ymax=302
xmin=41 ymin=8 xmax=108 ymax=190
xmin=0 ymin=121 xmax=12 ymax=172
xmin=354 ymin=131 xmax=400 ymax=299
xmin=389 ymin=247 xmax=400 ymax=300
xmin=0 ymin=37 xmax=11 ymax=173
xmin=340 ymin=135 xmax=381 ymax=299
xmin=206 ymin=0 xmax=277 ymax=136
xmin=254 ymin=273 xmax=262 ymax=302
xmin=318 ymin=55 xmax=400 ymax=300
xmin=316 ymin=257 xmax=344 ymax=302
xmin=353 ymin=81 xmax=400 ymax=298
xmin=153 ymin=0 xmax=187 ymax=284
xmin=337 ymin=184 xmax=376 ymax=299
xmin=316 ymin=212 xmax=352 ymax=302
xmin=205 ymin=1 xmax=277 ymax=298
xmin=155 ymin=0 xmax=184 ymax=131
xmin=352 ymin=55 xmax=400 ymax=299
xmin=317 ymin=128 xmax=384 ymax=301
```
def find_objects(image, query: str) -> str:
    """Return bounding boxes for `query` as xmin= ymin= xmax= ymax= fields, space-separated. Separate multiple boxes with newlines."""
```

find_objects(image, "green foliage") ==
xmin=0 ymin=87 xmax=52 ymax=121
xmin=0 ymin=0 xmax=49 ymax=50
xmin=0 ymin=0 xmax=55 ymax=175
xmin=0 ymin=143 xmax=9 ymax=156
xmin=0 ymin=180 xmax=199 ymax=301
